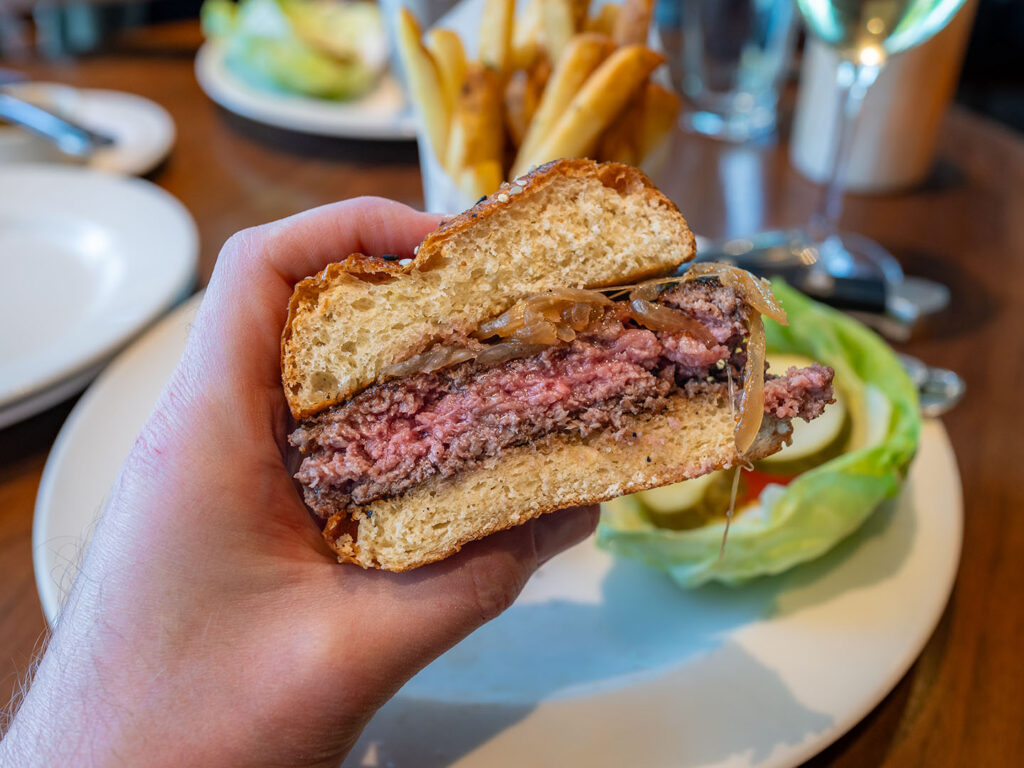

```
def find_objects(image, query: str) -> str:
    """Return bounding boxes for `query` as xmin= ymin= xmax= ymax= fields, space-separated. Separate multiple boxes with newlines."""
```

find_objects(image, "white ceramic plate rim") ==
xmin=0 ymin=165 xmax=197 ymax=410
xmin=0 ymin=360 xmax=106 ymax=431
xmin=76 ymin=86 xmax=176 ymax=176
xmin=33 ymin=294 xmax=961 ymax=767
xmin=2 ymin=82 xmax=176 ymax=176
xmin=194 ymin=41 xmax=417 ymax=140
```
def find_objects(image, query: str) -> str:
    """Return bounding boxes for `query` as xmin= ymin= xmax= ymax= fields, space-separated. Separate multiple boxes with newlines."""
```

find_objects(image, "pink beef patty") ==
xmin=290 ymin=280 xmax=834 ymax=515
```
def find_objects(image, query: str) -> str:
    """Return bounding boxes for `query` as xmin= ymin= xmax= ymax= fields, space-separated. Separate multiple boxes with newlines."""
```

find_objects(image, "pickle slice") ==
xmin=637 ymin=473 xmax=740 ymax=531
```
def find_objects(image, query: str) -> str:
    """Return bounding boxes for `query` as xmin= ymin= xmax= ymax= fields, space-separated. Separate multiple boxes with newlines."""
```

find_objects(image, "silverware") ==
xmin=897 ymin=354 xmax=966 ymax=417
xmin=0 ymin=89 xmax=114 ymax=157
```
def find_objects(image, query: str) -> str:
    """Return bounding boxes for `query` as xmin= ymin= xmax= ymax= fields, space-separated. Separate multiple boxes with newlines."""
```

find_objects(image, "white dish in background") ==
xmin=34 ymin=292 xmax=961 ymax=768
xmin=0 ymin=361 xmax=105 ymax=431
xmin=194 ymin=41 xmax=417 ymax=140
xmin=0 ymin=165 xmax=197 ymax=419
xmin=0 ymin=83 xmax=176 ymax=176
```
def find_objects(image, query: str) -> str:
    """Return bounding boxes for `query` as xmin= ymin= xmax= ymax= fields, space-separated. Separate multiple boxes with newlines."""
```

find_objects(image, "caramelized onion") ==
xmin=547 ymin=287 xmax=615 ymax=306
xmin=734 ymin=314 xmax=766 ymax=455
xmin=627 ymin=299 xmax=718 ymax=346
xmin=719 ymin=466 xmax=743 ymax=560
xmin=476 ymin=288 xmax=613 ymax=344
xmin=476 ymin=309 xmax=523 ymax=339
xmin=474 ymin=341 xmax=546 ymax=366
xmin=628 ymin=281 xmax=660 ymax=302
xmin=516 ymin=320 xmax=560 ymax=346
xmin=556 ymin=323 xmax=576 ymax=342
xmin=567 ymin=302 xmax=592 ymax=330
xmin=422 ymin=345 xmax=476 ymax=373
xmin=382 ymin=345 xmax=478 ymax=378
xmin=381 ymin=351 xmax=430 ymax=379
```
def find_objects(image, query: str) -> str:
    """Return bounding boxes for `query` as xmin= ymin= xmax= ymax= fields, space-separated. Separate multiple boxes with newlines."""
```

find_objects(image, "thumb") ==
xmin=334 ymin=506 xmax=599 ymax=695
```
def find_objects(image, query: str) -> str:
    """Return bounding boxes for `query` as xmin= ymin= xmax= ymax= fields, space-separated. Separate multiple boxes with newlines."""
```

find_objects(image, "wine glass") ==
xmin=707 ymin=0 xmax=969 ymax=314
xmin=796 ymin=0 xmax=969 ymax=286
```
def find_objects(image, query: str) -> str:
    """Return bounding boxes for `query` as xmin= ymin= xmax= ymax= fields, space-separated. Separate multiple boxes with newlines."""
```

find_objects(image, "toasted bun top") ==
xmin=281 ymin=159 xmax=696 ymax=419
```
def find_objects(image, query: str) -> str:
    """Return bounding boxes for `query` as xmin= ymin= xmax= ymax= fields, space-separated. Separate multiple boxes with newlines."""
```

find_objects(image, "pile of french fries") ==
xmin=396 ymin=0 xmax=680 ymax=200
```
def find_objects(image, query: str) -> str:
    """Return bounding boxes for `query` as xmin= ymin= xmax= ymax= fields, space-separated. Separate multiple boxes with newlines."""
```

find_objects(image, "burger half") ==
xmin=282 ymin=160 xmax=834 ymax=571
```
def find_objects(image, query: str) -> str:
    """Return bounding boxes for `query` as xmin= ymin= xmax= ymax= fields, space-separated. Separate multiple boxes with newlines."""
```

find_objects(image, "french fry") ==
xmin=510 ymin=0 xmax=544 ymax=70
xmin=540 ymin=0 xmax=575 ymax=62
xmin=638 ymin=82 xmax=681 ymax=160
xmin=529 ymin=56 xmax=553 ymax=98
xmin=505 ymin=57 xmax=548 ymax=150
xmin=425 ymin=28 xmax=468 ymax=121
xmin=517 ymin=46 xmax=665 ymax=174
xmin=596 ymin=90 xmax=644 ymax=165
xmin=512 ymin=33 xmax=614 ymax=178
xmin=480 ymin=0 xmax=515 ymax=73
xmin=596 ymin=127 xmax=636 ymax=165
xmin=457 ymin=160 xmax=504 ymax=201
xmin=584 ymin=4 xmax=619 ymax=36
xmin=613 ymin=0 xmax=655 ymax=47
xmin=395 ymin=9 xmax=449 ymax=162
xmin=445 ymin=64 xmax=504 ymax=183
xmin=507 ymin=60 xmax=550 ymax=150
xmin=571 ymin=0 xmax=592 ymax=29
xmin=504 ymin=69 xmax=540 ymax=148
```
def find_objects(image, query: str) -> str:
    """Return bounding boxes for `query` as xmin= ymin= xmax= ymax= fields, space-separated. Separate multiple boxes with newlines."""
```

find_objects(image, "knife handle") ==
xmin=800 ymin=275 xmax=888 ymax=313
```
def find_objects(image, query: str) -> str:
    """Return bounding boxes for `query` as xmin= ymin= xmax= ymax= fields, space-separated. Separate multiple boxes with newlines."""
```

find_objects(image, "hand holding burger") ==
xmin=0 ymin=197 xmax=598 ymax=768
xmin=284 ymin=161 xmax=832 ymax=571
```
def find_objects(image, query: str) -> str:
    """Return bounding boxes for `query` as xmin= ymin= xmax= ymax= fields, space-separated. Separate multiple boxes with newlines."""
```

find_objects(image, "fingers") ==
xmin=447 ymin=506 xmax=601 ymax=624
xmin=534 ymin=504 xmax=601 ymax=566
xmin=410 ymin=504 xmax=599 ymax=624
xmin=342 ymin=506 xmax=600 ymax=678
xmin=254 ymin=197 xmax=442 ymax=285
xmin=179 ymin=198 xmax=442 ymax=419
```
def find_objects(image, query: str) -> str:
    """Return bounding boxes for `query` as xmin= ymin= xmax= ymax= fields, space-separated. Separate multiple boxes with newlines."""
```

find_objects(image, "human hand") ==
xmin=1 ymin=199 xmax=598 ymax=767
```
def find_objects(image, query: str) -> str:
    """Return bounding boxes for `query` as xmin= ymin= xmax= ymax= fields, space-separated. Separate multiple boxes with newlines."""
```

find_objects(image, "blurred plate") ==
xmin=194 ymin=40 xmax=417 ymax=140
xmin=0 ymin=361 xmax=105 ymax=431
xmin=1 ymin=83 xmax=176 ymax=176
xmin=0 ymin=165 xmax=196 ymax=420
xmin=34 ymin=292 xmax=960 ymax=767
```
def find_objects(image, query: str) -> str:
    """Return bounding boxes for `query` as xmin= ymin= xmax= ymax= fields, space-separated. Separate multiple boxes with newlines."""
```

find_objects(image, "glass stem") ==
xmin=811 ymin=58 xmax=882 ymax=242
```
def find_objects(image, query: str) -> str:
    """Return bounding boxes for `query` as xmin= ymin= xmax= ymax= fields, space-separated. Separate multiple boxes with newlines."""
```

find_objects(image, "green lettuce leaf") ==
xmin=596 ymin=281 xmax=921 ymax=587
xmin=201 ymin=0 xmax=384 ymax=100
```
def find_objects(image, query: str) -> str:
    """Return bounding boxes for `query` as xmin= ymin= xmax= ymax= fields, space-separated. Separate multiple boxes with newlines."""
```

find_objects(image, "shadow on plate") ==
xmin=346 ymin=640 xmax=833 ymax=768
xmin=770 ymin=492 xmax=914 ymax=617
xmin=344 ymin=485 xmax=917 ymax=767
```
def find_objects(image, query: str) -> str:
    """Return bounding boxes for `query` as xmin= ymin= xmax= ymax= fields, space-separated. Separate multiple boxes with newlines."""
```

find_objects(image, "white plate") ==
xmin=194 ymin=41 xmax=417 ymax=140
xmin=1 ymin=83 xmax=176 ymax=176
xmin=33 ymin=295 xmax=961 ymax=768
xmin=0 ymin=360 xmax=105 ymax=431
xmin=0 ymin=165 xmax=197 ymax=414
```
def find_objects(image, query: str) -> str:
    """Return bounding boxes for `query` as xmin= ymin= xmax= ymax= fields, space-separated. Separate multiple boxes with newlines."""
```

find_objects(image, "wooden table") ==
xmin=1 ymin=20 xmax=1022 ymax=766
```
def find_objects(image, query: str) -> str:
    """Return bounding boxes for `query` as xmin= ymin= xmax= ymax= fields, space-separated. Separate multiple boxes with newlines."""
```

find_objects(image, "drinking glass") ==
xmin=793 ymin=0 xmax=969 ymax=285
xmin=665 ymin=0 xmax=799 ymax=142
